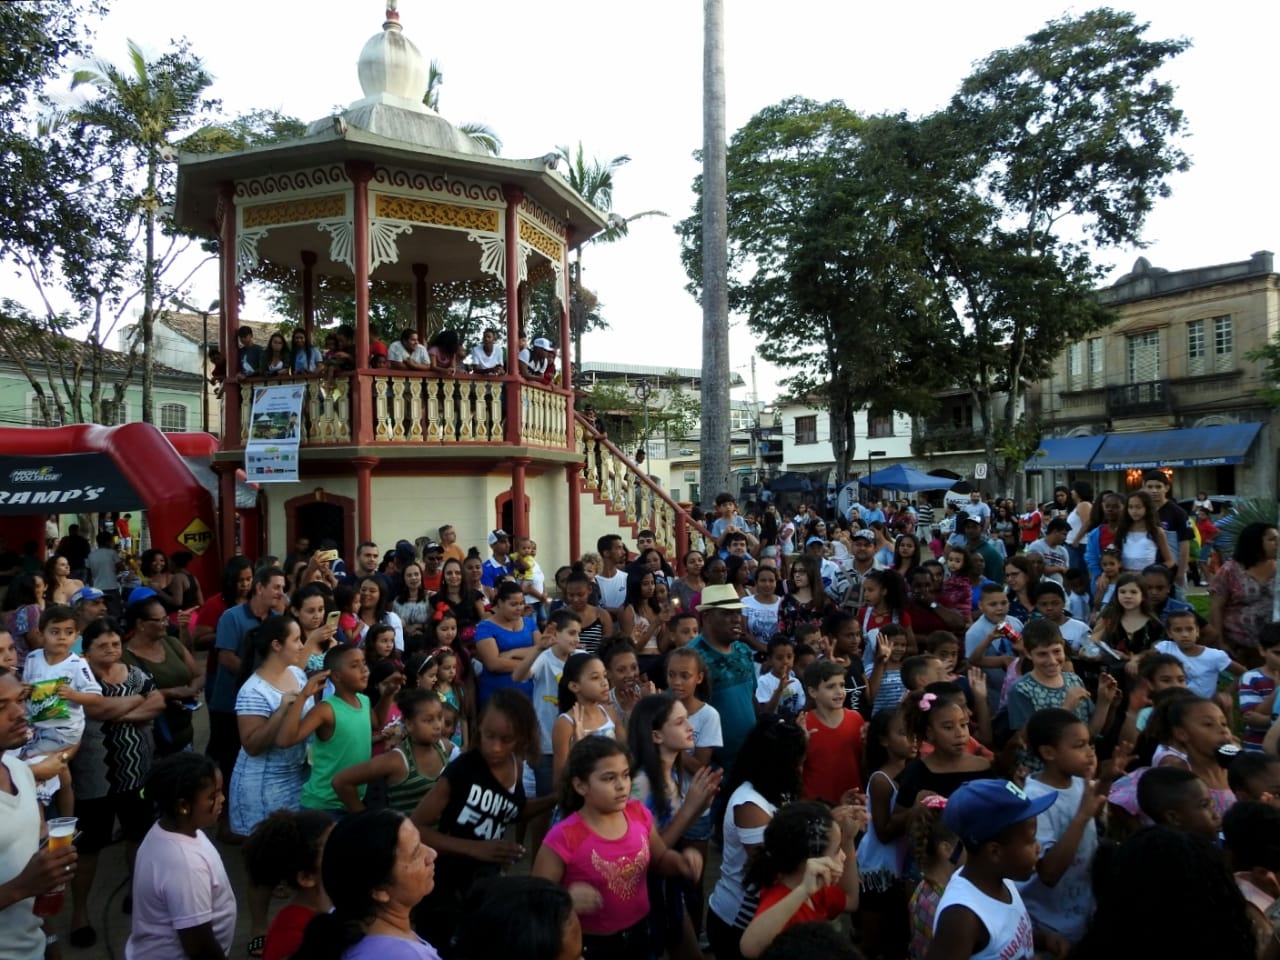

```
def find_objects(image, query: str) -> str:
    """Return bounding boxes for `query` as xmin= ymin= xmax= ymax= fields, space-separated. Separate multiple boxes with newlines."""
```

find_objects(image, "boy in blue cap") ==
xmin=926 ymin=779 xmax=1059 ymax=960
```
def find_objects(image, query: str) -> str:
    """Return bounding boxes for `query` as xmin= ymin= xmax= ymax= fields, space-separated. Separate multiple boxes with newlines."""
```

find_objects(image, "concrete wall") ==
xmin=0 ymin=371 xmax=202 ymax=432
xmin=258 ymin=468 xmax=586 ymax=568
xmin=776 ymin=402 xmax=914 ymax=473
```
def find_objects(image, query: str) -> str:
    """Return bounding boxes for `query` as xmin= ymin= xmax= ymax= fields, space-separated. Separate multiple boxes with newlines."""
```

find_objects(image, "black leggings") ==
xmin=707 ymin=910 xmax=746 ymax=960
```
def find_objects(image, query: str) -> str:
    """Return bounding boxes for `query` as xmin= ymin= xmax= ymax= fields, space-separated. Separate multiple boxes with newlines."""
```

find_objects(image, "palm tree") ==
xmin=556 ymin=142 xmax=666 ymax=376
xmin=701 ymin=0 xmax=731 ymax=502
xmin=70 ymin=39 xmax=213 ymax=425
xmin=423 ymin=58 xmax=502 ymax=156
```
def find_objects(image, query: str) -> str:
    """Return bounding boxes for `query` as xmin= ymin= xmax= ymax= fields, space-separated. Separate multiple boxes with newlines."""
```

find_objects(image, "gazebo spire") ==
xmin=384 ymin=0 xmax=400 ymax=28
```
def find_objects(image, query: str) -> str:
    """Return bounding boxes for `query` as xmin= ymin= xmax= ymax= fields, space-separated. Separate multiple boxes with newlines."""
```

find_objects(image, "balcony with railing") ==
xmin=1105 ymin=380 xmax=1170 ymax=418
xmin=911 ymin=424 xmax=986 ymax=457
xmin=233 ymin=372 xmax=573 ymax=454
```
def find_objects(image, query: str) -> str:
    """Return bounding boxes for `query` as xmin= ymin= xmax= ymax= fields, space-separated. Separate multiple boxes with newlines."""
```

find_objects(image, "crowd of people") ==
xmin=0 ymin=476 xmax=1277 ymax=960
xmin=207 ymin=325 xmax=559 ymax=388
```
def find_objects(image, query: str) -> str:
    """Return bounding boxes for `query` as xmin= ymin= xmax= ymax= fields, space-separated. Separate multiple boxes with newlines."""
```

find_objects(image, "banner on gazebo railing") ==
xmin=244 ymin=384 xmax=304 ymax=483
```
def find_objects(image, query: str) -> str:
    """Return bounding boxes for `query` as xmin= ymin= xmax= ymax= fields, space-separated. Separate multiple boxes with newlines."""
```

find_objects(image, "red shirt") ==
xmin=904 ymin=602 xmax=949 ymax=635
xmin=423 ymin=570 xmax=443 ymax=593
xmin=264 ymin=904 xmax=316 ymax=960
xmin=1019 ymin=511 xmax=1042 ymax=544
xmin=754 ymin=882 xmax=846 ymax=931
xmin=802 ymin=709 xmax=865 ymax=803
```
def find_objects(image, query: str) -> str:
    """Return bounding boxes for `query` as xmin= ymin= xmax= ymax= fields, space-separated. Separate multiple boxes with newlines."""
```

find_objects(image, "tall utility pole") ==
xmin=700 ymin=0 xmax=730 ymax=505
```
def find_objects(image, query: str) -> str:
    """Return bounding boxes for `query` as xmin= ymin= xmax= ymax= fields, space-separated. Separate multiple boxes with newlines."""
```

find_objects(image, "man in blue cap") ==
xmin=926 ymin=779 xmax=1058 ymax=960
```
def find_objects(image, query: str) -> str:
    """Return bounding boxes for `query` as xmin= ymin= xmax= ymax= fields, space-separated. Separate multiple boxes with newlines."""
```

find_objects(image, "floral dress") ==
xmin=1211 ymin=560 xmax=1274 ymax=651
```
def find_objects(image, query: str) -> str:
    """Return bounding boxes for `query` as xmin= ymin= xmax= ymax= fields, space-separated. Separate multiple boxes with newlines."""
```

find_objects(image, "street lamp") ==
xmin=867 ymin=449 xmax=887 ymax=499
xmin=173 ymin=298 xmax=220 ymax=433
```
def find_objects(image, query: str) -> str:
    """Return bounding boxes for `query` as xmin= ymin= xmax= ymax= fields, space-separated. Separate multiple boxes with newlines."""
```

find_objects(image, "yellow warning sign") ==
xmin=178 ymin=517 xmax=214 ymax=556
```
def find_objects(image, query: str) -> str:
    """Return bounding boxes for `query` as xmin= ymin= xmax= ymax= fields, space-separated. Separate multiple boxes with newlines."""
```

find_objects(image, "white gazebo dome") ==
xmin=306 ymin=2 xmax=486 ymax=156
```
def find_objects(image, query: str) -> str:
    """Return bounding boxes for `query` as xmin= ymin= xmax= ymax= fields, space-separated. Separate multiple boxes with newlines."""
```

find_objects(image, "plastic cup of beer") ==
xmin=47 ymin=817 xmax=77 ymax=850
xmin=32 ymin=817 xmax=77 ymax=916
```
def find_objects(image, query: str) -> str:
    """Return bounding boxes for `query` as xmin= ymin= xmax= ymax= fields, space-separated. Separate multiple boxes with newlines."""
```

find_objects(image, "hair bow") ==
xmin=919 ymin=692 xmax=938 ymax=712
xmin=920 ymin=794 xmax=948 ymax=811
xmin=432 ymin=601 xmax=452 ymax=622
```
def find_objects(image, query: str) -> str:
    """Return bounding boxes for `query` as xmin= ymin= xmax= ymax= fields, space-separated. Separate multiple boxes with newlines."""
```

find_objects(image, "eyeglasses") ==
xmin=140 ymin=616 xmax=168 ymax=624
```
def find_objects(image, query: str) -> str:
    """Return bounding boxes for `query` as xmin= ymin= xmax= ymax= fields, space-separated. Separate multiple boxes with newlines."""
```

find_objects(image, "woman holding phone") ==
xmin=229 ymin=615 xmax=315 ymax=952
xmin=291 ymin=584 xmax=341 ymax=673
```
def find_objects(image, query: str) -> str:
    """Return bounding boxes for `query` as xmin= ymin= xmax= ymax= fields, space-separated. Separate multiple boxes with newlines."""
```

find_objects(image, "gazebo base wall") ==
xmin=252 ymin=465 xmax=571 ymax=568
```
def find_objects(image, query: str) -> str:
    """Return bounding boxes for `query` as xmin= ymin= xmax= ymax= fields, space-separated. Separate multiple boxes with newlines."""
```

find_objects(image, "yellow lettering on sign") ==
xmin=178 ymin=517 xmax=214 ymax=556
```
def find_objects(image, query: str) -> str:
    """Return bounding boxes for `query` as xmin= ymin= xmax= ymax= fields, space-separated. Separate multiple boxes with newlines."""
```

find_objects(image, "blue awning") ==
xmin=1089 ymin=422 xmax=1263 ymax=471
xmin=1024 ymin=435 xmax=1106 ymax=472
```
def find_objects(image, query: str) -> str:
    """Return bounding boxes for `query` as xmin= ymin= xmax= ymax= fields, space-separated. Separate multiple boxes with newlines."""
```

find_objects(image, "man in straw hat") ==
xmin=690 ymin=584 xmax=756 ymax=766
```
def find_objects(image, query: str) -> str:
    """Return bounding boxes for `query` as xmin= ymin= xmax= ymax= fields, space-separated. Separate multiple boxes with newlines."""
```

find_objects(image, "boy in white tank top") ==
xmin=928 ymin=779 xmax=1058 ymax=960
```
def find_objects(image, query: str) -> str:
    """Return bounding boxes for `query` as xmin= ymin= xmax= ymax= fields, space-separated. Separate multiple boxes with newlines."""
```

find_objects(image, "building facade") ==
xmin=0 ymin=329 xmax=204 ymax=433
xmin=1032 ymin=251 xmax=1279 ymax=500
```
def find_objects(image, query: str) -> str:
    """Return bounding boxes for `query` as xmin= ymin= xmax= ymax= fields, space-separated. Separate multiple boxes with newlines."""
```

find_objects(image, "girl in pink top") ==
xmin=533 ymin=737 xmax=702 ymax=960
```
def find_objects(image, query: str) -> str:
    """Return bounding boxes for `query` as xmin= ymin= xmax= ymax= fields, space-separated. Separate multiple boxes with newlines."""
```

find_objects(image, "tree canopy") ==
xmin=679 ymin=7 xmax=1190 ymax=491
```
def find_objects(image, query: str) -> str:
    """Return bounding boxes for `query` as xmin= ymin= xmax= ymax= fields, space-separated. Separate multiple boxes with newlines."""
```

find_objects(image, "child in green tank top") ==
xmin=331 ymin=689 xmax=451 ymax=813
xmin=277 ymin=645 xmax=403 ymax=813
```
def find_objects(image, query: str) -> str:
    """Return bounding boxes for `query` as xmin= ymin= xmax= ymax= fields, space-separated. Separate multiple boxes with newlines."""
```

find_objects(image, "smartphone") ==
xmin=325 ymin=610 xmax=341 ymax=628
xmin=316 ymin=549 xmax=339 ymax=563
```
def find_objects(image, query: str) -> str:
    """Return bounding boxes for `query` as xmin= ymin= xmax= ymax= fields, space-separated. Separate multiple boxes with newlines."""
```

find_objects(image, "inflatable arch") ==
xmin=0 ymin=423 xmax=221 ymax=598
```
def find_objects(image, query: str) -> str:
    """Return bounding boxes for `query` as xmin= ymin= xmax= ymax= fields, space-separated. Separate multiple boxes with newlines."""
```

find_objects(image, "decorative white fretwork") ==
xmin=516 ymin=241 xmax=530 ymax=285
xmin=236 ymin=229 xmax=268 ymax=283
xmin=467 ymin=232 xmax=505 ymax=282
xmin=549 ymin=257 xmax=565 ymax=307
xmin=317 ymin=220 xmax=355 ymax=272
xmin=369 ymin=220 xmax=414 ymax=272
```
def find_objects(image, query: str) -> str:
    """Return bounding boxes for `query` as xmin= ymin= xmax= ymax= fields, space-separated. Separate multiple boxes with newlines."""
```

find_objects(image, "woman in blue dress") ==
xmin=473 ymin=581 xmax=539 ymax=707
xmin=230 ymin=614 xmax=315 ymax=953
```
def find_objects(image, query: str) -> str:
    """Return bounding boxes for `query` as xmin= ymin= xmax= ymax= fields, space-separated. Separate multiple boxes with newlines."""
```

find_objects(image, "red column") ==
xmin=352 ymin=456 xmax=379 ymax=544
xmin=674 ymin=511 xmax=689 ymax=575
xmin=566 ymin=462 xmax=582 ymax=562
xmin=412 ymin=262 xmax=429 ymax=342
xmin=511 ymin=457 xmax=530 ymax=541
xmin=561 ymin=228 xmax=575 ymax=449
xmin=348 ymin=162 xmax=374 ymax=445
xmin=503 ymin=187 xmax=523 ymax=441
xmin=218 ymin=183 xmax=241 ymax=446
xmin=301 ymin=250 xmax=317 ymax=338
xmin=213 ymin=460 xmax=238 ymax=560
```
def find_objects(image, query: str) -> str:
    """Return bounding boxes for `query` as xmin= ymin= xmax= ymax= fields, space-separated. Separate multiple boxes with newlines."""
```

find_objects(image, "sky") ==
xmin=17 ymin=0 xmax=1280 ymax=402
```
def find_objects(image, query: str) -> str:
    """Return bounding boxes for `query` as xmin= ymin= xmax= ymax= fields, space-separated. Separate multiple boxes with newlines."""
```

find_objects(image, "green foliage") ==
xmin=0 ymin=0 xmax=105 ymax=265
xmin=422 ymin=58 xmax=501 ymax=155
xmin=557 ymin=142 xmax=665 ymax=373
xmin=677 ymin=99 xmax=950 ymax=481
xmin=1245 ymin=336 xmax=1280 ymax=407
xmin=679 ymin=8 xmax=1190 ymax=493
xmin=951 ymin=8 xmax=1191 ymax=248
xmin=181 ymin=108 xmax=307 ymax=153
xmin=577 ymin=371 xmax=701 ymax=450
xmin=1214 ymin=499 xmax=1279 ymax=558
xmin=66 ymin=36 xmax=221 ymax=423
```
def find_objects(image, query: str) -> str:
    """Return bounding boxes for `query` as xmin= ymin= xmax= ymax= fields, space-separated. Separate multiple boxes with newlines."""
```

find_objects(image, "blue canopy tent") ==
xmin=863 ymin=464 xmax=957 ymax=492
